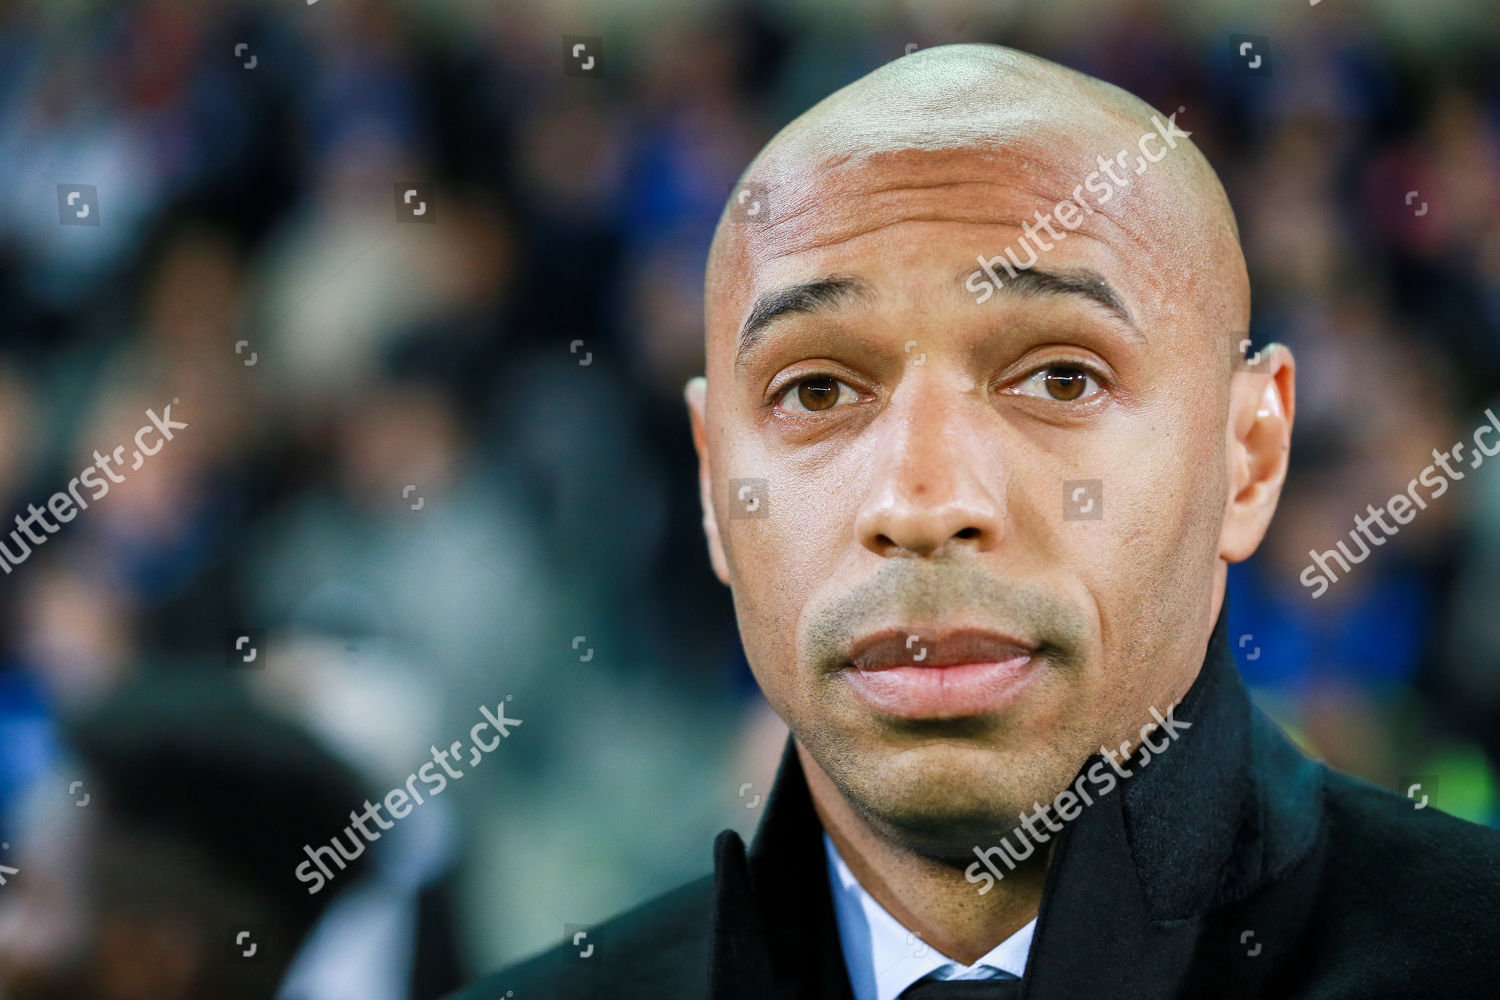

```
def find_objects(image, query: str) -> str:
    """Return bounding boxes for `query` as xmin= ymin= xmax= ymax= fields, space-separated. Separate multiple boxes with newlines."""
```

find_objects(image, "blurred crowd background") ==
xmin=0 ymin=0 xmax=1497 ymax=997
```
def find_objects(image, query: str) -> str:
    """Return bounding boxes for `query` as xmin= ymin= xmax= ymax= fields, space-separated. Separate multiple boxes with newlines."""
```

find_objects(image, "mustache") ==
xmin=800 ymin=559 xmax=1089 ymax=674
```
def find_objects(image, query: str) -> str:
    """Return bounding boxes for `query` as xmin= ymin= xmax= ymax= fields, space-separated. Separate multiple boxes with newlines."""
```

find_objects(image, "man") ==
xmin=450 ymin=43 xmax=1500 ymax=999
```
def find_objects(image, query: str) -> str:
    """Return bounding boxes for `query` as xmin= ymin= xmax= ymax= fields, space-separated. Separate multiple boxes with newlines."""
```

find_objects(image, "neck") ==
xmin=797 ymin=741 xmax=1047 ymax=966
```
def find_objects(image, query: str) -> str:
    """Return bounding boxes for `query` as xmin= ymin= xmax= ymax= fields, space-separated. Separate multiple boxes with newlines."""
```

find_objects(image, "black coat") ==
xmin=449 ymin=610 xmax=1500 ymax=998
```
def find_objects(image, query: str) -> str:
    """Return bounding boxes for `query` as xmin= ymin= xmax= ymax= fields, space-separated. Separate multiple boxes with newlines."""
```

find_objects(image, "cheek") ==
xmin=1076 ymin=415 xmax=1225 ymax=689
xmin=1092 ymin=402 xmax=1224 ymax=556
xmin=720 ymin=460 xmax=859 ymax=704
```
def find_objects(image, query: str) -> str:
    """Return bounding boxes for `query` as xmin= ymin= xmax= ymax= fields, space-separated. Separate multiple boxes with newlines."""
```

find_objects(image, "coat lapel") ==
xmin=709 ymin=736 xmax=855 ymax=1000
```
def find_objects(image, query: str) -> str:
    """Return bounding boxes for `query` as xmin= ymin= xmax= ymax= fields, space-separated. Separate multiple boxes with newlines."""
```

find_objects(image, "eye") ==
xmin=1010 ymin=364 xmax=1103 ymax=403
xmin=774 ymin=374 xmax=859 ymax=414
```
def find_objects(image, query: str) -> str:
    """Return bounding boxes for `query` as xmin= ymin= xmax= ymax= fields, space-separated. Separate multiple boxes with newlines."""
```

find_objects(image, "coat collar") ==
xmin=709 ymin=715 xmax=854 ymax=1000
xmin=708 ymin=603 xmax=1324 ymax=1000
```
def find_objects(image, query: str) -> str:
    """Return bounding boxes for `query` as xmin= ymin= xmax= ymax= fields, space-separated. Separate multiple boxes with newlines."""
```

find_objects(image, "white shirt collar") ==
xmin=823 ymin=832 xmax=1035 ymax=1000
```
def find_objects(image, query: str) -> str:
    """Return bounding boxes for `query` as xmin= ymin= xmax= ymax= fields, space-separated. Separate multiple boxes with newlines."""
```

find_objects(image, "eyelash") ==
xmin=1008 ymin=361 xmax=1110 ymax=403
xmin=772 ymin=373 xmax=861 ymax=414
xmin=770 ymin=361 xmax=1110 ymax=414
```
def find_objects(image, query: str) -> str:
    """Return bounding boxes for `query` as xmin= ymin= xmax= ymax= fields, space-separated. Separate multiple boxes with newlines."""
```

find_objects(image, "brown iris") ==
xmin=1043 ymin=367 xmax=1089 ymax=401
xmin=796 ymin=377 xmax=841 ymax=411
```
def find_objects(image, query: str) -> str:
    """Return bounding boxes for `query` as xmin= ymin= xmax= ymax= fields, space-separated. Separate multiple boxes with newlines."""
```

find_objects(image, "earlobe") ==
xmin=684 ymin=377 xmax=732 ymax=586
xmin=1219 ymin=344 xmax=1296 ymax=564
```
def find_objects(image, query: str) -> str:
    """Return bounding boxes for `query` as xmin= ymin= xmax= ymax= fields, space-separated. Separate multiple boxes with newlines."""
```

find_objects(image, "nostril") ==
xmin=955 ymin=527 xmax=981 ymax=539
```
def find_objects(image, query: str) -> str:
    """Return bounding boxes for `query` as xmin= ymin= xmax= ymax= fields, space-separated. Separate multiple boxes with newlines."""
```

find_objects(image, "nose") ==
xmin=854 ymin=383 xmax=1003 ymax=558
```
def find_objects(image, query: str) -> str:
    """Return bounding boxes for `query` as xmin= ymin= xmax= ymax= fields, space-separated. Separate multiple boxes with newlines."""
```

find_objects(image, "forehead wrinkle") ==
xmin=749 ymin=194 xmax=1164 ymax=311
xmin=751 ymin=211 xmax=995 ymax=261
xmin=744 ymin=139 xmax=1180 ymax=274
xmin=745 ymin=178 xmax=1003 ymax=257
xmin=758 ymin=190 xmax=1165 ymax=268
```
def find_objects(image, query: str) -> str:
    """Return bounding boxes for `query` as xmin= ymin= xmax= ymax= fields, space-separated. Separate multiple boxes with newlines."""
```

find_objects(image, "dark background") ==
xmin=0 ymin=0 xmax=1496 ymax=994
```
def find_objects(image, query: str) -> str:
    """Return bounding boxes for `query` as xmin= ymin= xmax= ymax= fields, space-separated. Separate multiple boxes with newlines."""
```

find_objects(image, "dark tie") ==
xmin=899 ymin=972 xmax=1023 ymax=999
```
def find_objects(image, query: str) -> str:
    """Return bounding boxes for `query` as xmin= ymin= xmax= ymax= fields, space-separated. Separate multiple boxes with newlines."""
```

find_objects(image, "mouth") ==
xmin=839 ymin=626 xmax=1041 ymax=720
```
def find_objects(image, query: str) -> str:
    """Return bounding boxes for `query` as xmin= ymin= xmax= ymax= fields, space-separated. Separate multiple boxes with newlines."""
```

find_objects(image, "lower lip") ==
xmin=843 ymin=656 xmax=1037 ymax=719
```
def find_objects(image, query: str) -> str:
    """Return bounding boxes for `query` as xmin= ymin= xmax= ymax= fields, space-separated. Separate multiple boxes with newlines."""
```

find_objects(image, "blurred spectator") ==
xmin=0 ymin=673 xmax=459 ymax=999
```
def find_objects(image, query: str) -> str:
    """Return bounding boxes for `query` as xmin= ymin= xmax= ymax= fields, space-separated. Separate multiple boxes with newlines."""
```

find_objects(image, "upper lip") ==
xmin=846 ymin=626 xmax=1037 ymax=671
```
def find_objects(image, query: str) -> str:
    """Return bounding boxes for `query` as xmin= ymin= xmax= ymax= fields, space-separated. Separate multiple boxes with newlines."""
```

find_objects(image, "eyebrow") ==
xmin=735 ymin=276 xmax=873 ymax=369
xmin=961 ymin=265 xmax=1139 ymax=331
xmin=733 ymin=265 xmax=1140 ymax=370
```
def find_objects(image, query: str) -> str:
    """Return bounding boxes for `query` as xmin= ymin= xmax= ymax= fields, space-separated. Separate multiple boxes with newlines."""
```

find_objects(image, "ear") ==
xmin=1219 ymin=343 xmax=1296 ymax=563
xmin=685 ymin=376 xmax=731 ymax=586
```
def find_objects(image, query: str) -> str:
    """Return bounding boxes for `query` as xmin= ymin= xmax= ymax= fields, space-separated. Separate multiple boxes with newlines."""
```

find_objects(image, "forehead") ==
xmin=711 ymin=136 xmax=1181 ymax=356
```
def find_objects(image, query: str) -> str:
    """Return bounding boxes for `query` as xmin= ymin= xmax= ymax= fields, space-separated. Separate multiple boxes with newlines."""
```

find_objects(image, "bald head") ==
xmin=707 ymin=43 xmax=1245 ymax=365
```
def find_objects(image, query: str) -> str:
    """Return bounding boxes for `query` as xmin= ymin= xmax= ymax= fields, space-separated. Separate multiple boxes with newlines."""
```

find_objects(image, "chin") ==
xmin=833 ymin=740 xmax=1048 ymax=857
